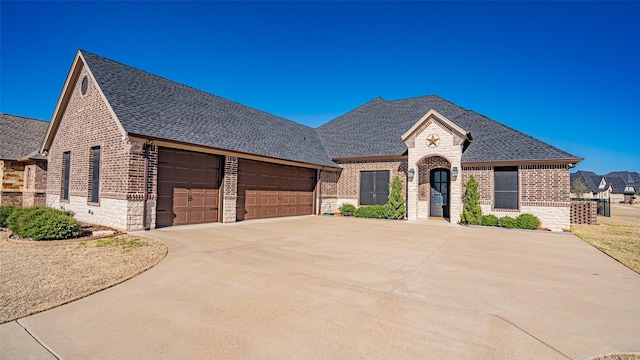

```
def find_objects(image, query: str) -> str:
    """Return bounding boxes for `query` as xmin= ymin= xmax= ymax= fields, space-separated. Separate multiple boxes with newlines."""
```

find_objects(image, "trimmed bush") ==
xmin=481 ymin=214 xmax=499 ymax=227
xmin=6 ymin=206 xmax=81 ymax=240
xmin=354 ymin=205 xmax=386 ymax=219
xmin=516 ymin=213 xmax=541 ymax=230
xmin=339 ymin=203 xmax=356 ymax=216
xmin=0 ymin=205 xmax=18 ymax=227
xmin=461 ymin=175 xmax=482 ymax=225
xmin=498 ymin=216 xmax=518 ymax=229
xmin=384 ymin=175 xmax=406 ymax=220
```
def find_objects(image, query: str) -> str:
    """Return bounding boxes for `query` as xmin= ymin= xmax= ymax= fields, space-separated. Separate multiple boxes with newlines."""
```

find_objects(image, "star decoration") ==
xmin=427 ymin=134 xmax=440 ymax=147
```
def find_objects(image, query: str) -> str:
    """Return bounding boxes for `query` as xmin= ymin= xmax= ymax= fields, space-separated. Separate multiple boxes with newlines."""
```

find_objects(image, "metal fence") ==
xmin=570 ymin=198 xmax=610 ymax=217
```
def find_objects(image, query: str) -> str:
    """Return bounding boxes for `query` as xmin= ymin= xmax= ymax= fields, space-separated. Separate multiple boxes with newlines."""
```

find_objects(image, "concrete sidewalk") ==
xmin=2 ymin=216 xmax=639 ymax=359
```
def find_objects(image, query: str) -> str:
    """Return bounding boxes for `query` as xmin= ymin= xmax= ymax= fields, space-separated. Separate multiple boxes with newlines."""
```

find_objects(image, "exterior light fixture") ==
xmin=408 ymin=168 xmax=415 ymax=182
xmin=452 ymin=166 xmax=459 ymax=178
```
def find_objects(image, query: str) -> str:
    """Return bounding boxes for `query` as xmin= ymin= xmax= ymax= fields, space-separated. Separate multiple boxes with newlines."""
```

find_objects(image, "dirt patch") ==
xmin=0 ymin=229 xmax=167 ymax=323
xmin=572 ymin=203 xmax=640 ymax=274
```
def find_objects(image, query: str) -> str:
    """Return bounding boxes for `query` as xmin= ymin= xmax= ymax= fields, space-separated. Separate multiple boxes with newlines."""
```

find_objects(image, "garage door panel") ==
xmin=237 ymin=159 xmax=315 ymax=221
xmin=156 ymin=148 xmax=221 ymax=227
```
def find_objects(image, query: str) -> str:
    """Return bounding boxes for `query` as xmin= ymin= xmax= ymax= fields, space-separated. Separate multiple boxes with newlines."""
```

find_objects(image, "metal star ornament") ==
xmin=427 ymin=134 xmax=440 ymax=147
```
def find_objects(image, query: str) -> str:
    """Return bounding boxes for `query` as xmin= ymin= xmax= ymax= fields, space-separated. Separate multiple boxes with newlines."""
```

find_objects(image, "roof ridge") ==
xmin=0 ymin=113 xmax=48 ymax=122
xmin=79 ymin=50 xmax=318 ymax=132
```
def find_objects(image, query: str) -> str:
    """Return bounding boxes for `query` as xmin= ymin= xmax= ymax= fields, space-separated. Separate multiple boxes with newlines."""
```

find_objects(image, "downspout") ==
xmin=317 ymin=169 xmax=322 ymax=215
xmin=142 ymin=144 xmax=149 ymax=230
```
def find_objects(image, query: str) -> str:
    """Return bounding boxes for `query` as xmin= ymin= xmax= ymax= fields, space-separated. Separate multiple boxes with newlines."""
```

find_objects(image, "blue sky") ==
xmin=1 ymin=1 xmax=638 ymax=174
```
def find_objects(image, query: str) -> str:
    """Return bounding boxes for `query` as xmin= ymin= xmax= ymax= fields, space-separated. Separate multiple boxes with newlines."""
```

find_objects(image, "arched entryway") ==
xmin=417 ymin=155 xmax=451 ymax=219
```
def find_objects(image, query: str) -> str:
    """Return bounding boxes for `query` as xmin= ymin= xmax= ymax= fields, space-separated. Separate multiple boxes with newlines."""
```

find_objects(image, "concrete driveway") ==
xmin=2 ymin=216 xmax=640 ymax=359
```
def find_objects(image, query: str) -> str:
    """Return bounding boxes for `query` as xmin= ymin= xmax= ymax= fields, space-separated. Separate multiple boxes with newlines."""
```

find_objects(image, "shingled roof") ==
xmin=80 ymin=51 xmax=337 ymax=168
xmin=570 ymin=170 xmax=606 ymax=193
xmin=0 ymin=113 xmax=49 ymax=160
xmin=317 ymin=96 xmax=581 ymax=163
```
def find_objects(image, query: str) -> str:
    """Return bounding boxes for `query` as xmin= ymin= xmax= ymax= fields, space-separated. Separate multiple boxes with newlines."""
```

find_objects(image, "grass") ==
xmin=81 ymin=236 xmax=149 ymax=253
xmin=572 ymin=203 xmax=640 ymax=274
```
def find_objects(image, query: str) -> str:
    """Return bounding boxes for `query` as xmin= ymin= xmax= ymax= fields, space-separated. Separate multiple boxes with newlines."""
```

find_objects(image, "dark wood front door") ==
xmin=236 ymin=159 xmax=315 ymax=221
xmin=430 ymin=169 xmax=449 ymax=218
xmin=156 ymin=148 xmax=221 ymax=227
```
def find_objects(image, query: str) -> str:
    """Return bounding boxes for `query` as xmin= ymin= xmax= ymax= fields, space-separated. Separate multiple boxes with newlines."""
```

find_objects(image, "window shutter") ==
xmin=494 ymin=166 xmax=518 ymax=209
xmin=360 ymin=170 xmax=390 ymax=206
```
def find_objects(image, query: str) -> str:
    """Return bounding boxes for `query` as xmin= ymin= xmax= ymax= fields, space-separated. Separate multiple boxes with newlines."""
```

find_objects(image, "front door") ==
xmin=430 ymin=169 xmax=449 ymax=218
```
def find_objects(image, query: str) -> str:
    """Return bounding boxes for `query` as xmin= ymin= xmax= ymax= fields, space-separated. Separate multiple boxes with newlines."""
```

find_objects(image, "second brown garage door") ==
xmin=156 ymin=148 xmax=221 ymax=227
xmin=237 ymin=159 xmax=316 ymax=221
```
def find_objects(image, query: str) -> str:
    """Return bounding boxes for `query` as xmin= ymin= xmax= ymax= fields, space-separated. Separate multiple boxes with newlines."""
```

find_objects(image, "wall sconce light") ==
xmin=452 ymin=166 xmax=459 ymax=178
xmin=408 ymin=168 xmax=415 ymax=182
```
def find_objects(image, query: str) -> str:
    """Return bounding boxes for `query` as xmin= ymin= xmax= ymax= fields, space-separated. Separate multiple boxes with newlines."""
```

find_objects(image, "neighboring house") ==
xmin=41 ymin=50 xmax=582 ymax=231
xmin=605 ymin=171 xmax=639 ymax=203
xmin=570 ymin=170 xmax=639 ymax=203
xmin=0 ymin=114 xmax=49 ymax=207
xmin=570 ymin=170 xmax=612 ymax=199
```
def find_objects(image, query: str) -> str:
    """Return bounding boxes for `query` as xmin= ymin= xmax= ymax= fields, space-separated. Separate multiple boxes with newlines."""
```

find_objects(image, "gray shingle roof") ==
xmin=317 ymin=95 xmax=581 ymax=163
xmin=80 ymin=50 xmax=337 ymax=168
xmin=0 ymin=113 xmax=49 ymax=160
xmin=571 ymin=170 xmax=604 ymax=193
xmin=605 ymin=171 xmax=640 ymax=193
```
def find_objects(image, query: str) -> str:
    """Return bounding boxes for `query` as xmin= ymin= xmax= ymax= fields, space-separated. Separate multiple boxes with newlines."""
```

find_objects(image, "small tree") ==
xmin=384 ymin=175 xmax=407 ymax=220
xmin=571 ymin=178 xmax=588 ymax=199
xmin=460 ymin=175 xmax=482 ymax=225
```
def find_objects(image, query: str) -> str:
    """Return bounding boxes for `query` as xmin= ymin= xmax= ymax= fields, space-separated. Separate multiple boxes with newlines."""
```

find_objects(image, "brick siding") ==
xmin=335 ymin=160 xmax=407 ymax=201
xmin=570 ymin=201 xmax=597 ymax=224
xmin=417 ymin=156 xmax=450 ymax=201
xmin=460 ymin=166 xmax=492 ymax=205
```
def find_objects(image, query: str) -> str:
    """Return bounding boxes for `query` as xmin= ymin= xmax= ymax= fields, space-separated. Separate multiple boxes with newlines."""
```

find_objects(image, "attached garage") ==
xmin=156 ymin=148 xmax=222 ymax=227
xmin=236 ymin=159 xmax=316 ymax=221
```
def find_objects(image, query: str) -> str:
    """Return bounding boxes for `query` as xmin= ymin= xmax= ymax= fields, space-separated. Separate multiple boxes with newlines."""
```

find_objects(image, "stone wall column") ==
xmin=222 ymin=156 xmax=238 ymax=223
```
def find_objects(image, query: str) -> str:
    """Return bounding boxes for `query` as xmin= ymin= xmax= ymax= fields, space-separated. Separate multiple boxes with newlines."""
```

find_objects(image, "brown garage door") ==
xmin=156 ymin=148 xmax=221 ymax=227
xmin=237 ymin=159 xmax=316 ymax=221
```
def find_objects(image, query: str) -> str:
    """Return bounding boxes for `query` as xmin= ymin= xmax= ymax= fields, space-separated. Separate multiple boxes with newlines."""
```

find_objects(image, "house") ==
xmin=0 ymin=114 xmax=49 ymax=207
xmin=41 ymin=50 xmax=582 ymax=231
xmin=570 ymin=170 xmax=611 ymax=199
xmin=570 ymin=170 xmax=639 ymax=203
xmin=604 ymin=171 xmax=639 ymax=203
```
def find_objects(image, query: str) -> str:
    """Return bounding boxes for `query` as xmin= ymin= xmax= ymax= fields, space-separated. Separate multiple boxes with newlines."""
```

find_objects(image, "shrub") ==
xmin=384 ymin=175 xmax=406 ymax=220
xmin=481 ymin=214 xmax=499 ymax=227
xmin=498 ymin=216 xmax=518 ymax=229
xmin=354 ymin=205 xmax=386 ymax=219
xmin=6 ymin=206 xmax=81 ymax=240
xmin=516 ymin=213 xmax=541 ymax=230
xmin=339 ymin=203 xmax=356 ymax=216
xmin=0 ymin=205 xmax=18 ymax=227
xmin=460 ymin=175 xmax=482 ymax=225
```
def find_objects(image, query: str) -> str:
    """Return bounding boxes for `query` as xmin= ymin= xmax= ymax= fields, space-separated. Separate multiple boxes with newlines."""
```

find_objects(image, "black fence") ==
xmin=571 ymin=198 xmax=611 ymax=217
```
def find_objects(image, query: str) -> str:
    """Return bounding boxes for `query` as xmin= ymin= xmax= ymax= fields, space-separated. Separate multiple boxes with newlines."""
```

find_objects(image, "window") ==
xmin=89 ymin=146 xmax=101 ymax=203
xmin=494 ymin=166 xmax=518 ymax=209
xmin=62 ymin=151 xmax=71 ymax=200
xmin=360 ymin=170 xmax=389 ymax=205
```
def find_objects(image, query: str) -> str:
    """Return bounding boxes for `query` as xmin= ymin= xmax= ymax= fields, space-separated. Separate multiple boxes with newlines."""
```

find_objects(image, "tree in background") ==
xmin=571 ymin=178 xmax=589 ymax=199
xmin=460 ymin=175 xmax=482 ymax=225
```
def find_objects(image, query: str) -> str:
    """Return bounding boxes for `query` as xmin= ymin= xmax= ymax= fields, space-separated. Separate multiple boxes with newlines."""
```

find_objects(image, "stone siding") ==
xmin=406 ymin=119 xmax=464 ymax=223
xmin=222 ymin=156 xmax=238 ymax=223
xmin=47 ymin=194 xmax=129 ymax=230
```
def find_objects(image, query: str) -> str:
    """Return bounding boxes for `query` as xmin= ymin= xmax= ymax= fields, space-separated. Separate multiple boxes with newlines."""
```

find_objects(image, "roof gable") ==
xmin=400 ymin=109 xmax=470 ymax=143
xmin=0 ymin=114 xmax=49 ymax=160
xmin=79 ymin=51 xmax=336 ymax=168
